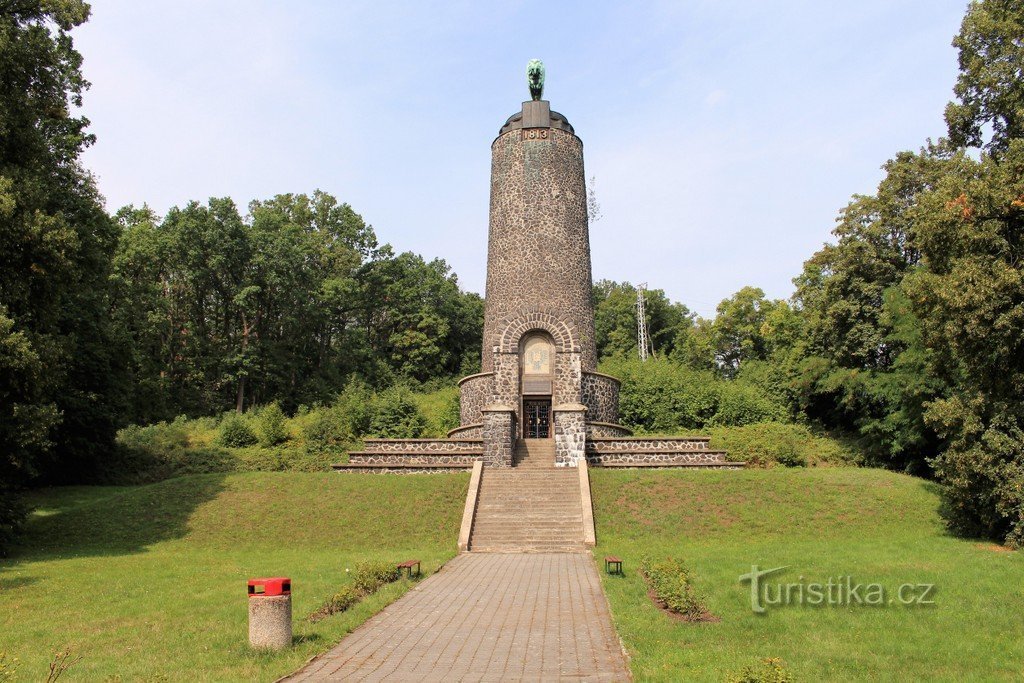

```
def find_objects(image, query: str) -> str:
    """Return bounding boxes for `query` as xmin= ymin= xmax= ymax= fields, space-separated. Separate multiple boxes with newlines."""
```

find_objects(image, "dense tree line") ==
xmin=593 ymin=0 xmax=1024 ymax=546
xmin=110 ymin=194 xmax=482 ymax=424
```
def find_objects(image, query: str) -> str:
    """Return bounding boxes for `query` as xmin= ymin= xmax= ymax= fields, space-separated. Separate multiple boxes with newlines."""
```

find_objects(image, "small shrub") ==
xmin=711 ymin=381 xmax=787 ymax=427
xmin=217 ymin=413 xmax=258 ymax=447
xmin=309 ymin=560 xmax=403 ymax=622
xmin=309 ymin=585 xmax=363 ymax=623
xmin=353 ymin=560 xmax=401 ymax=593
xmin=726 ymin=657 xmax=794 ymax=683
xmin=255 ymin=403 xmax=288 ymax=446
xmin=302 ymin=406 xmax=347 ymax=451
xmin=335 ymin=381 xmax=375 ymax=437
xmin=369 ymin=387 xmax=427 ymax=438
xmin=639 ymin=556 xmax=711 ymax=620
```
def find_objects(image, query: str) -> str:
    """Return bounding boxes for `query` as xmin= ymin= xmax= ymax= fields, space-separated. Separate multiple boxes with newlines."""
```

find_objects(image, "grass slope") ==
xmin=0 ymin=472 xmax=467 ymax=681
xmin=590 ymin=468 xmax=1024 ymax=681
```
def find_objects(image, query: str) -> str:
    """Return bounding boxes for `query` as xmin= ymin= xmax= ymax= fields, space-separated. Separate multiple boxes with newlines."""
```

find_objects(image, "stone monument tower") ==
xmin=337 ymin=63 xmax=734 ymax=475
xmin=452 ymin=60 xmax=629 ymax=466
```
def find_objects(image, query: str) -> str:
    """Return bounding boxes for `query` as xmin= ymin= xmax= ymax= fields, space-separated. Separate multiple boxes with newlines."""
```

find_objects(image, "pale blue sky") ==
xmin=76 ymin=1 xmax=967 ymax=316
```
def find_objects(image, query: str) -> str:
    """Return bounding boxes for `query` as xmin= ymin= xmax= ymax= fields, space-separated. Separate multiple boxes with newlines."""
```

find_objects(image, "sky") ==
xmin=74 ymin=1 xmax=968 ymax=317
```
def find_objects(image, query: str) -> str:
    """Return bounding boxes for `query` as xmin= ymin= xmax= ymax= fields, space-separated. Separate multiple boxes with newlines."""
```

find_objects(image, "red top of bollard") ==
xmin=248 ymin=577 xmax=291 ymax=596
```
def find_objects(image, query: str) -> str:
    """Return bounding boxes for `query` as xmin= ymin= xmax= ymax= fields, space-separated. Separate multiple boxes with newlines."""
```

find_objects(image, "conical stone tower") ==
xmin=452 ymin=61 xmax=630 ymax=467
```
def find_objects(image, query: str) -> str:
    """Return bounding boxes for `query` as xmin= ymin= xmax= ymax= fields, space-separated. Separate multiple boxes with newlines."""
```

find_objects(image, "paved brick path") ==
xmin=286 ymin=553 xmax=630 ymax=681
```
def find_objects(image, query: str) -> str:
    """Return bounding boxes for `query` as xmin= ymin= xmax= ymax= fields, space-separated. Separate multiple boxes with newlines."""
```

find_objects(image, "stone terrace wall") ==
xmin=347 ymin=453 xmax=479 ymax=467
xmin=587 ymin=437 xmax=711 ymax=452
xmin=361 ymin=439 xmax=483 ymax=453
xmin=581 ymin=372 xmax=619 ymax=424
xmin=458 ymin=372 xmax=493 ymax=426
xmin=586 ymin=422 xmax=633 ymax=437
xmin=584 ymin=436 xmax=734 ymax=466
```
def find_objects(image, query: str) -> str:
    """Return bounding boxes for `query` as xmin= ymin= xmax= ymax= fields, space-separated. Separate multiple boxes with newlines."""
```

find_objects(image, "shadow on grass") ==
xmin=3 ymin=473 xmax=227 ymax=564
xmin=0 ymin=573 xmax=38 ymax=590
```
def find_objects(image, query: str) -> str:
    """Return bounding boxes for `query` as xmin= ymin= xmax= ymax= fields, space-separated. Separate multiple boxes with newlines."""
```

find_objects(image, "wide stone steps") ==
xmin=513 ymin=439 xmax=556 ymax=468
xmin=468 ymin=455 xmax=585 ymax=552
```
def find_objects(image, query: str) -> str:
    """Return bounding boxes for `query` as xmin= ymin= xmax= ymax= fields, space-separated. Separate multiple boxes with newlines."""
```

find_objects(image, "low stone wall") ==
xmin=581 ymin=372 xmax=620 ymax=424
xmin=361 ymin=438 xmax=483 ymax=453
xmin=586 ymin=437 xmax=711 ymax=452
xmin=585 ymin=422 xmax=633 ymax=437
xmin=585 ymin=450 xmax=731 ymax=466
xmin=336 ymin=466 xmax=472 ymax=475
xmin=348 ymin=452 xmax=480 ymax=466
xmin=457 ymin=372 xmax=493 ymax=426
xmin=447 ymin=423 xmax=482 ymax=438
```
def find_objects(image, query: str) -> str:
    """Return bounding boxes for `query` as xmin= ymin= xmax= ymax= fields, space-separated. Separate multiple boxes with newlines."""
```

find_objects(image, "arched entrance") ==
xmin=520 ymin=332 xmax=554 ymax=438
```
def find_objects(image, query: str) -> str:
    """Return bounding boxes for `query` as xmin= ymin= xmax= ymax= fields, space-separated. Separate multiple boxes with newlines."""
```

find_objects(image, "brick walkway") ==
xmin=286 ymin=553 xmax=630 ymax=681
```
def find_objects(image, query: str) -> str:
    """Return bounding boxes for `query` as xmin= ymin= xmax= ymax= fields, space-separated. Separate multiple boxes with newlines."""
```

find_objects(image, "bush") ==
xmin=369 ymin=387 xmax=427 ymax=438
xmin=726 ymin=658 xmax=794 ymax=683
xmin=353 ymin=560 xmax=401 ymax=593
xmin=639 ymin=556 xmax=709 ymax=620
xmin=335 ymin=381 xmax=375 ymax=437
xmin=310 ymin=585 xmax=363 ymax=622
xmin=217 ymin=413 xmax=258 ymax=447
xmin=708 ymin=422 xmax=859 ymax=468
xmin=109 ymin=418 xmax=234 ymax=484
xmin=309 ymin=559 xmax=403 ymax=622
xmin=302 ymin=406 xmax=347 ymax=451
xmin=601 ymin=356 xmax=790 ymax=433
xmin=712 ymin=381 xmax=787 ymax=427
xmin=256 ymin=403 xmax=288 ymax=447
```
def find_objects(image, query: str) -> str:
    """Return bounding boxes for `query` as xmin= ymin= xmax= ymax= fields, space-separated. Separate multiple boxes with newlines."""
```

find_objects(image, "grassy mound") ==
xmin=590 ymin=467 xmax=1023 ymax=681
xmin=0 ymin=472 xmax=467 ymax=681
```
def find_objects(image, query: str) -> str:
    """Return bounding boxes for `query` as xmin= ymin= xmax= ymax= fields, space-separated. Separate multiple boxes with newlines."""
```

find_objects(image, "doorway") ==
xmin=523 ymin=399 xmax=551 ymax=439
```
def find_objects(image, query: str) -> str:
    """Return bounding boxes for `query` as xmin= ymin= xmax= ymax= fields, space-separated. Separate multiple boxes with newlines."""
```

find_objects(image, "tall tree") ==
xmin=1 ymin=0 xmax=122 ymax=548
xmin=945 ymin=0 xmax=1024 ymax=153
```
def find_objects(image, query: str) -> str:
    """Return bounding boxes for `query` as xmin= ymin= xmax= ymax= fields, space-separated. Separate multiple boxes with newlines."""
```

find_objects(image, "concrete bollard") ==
xmin=247 ymin=577 xmax=292 ymax=650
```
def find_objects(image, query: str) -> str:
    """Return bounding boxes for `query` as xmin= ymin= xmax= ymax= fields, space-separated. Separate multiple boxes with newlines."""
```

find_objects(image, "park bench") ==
xmin=397 ymin=559 xmax=421 ymax=578
xmin=604 ymin=556 xmax=623 ymax=575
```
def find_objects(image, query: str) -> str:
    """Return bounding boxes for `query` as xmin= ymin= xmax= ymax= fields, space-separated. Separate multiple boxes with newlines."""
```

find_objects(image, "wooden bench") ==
xmin=604 ymin=556 xmax=623 ymax=575
xmin=397 ymin=559 xmax=421 ymax=578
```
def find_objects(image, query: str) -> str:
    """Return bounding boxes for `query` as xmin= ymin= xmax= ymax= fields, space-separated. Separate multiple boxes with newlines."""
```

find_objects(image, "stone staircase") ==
xmin=468 ymin=439 xmax=584 ymax=552
xmin=513 ymin=438 xmax=555 ymax=468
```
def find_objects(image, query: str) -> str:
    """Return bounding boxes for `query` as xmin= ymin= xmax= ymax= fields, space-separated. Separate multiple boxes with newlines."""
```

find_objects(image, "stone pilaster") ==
xmin=482 ymin=405 xmax=516 ymax=468
xmin=553 ymin=403 xmax=587 ymax=467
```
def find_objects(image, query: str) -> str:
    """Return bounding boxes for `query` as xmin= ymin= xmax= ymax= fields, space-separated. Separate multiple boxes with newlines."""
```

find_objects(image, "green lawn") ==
xmin=589 ymin=467 xmax=1024 ymax=681
xmin=0 ymin=472 xmax=467 ymax=681
xmin=4 ymin=467 xmax=1021 ymax=681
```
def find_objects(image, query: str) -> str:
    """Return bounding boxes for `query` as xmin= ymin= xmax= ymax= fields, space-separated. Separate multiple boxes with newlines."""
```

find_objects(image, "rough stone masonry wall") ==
xmin=482 ymin=409 xmax=515 ymax=467
xmin=348 ymin=453 xmax=479 ymax=466
xmin=554 ymin=408 xmax=586 ymax=466
xmin=481 ymin=126 xmax=597 ymax=373
xmin=580 ymin=372 xmax=620 ymax=424
xmin=458 ymin=373 xmax=493 ymax=425
xmin=584 ymin=451 xmax=731 ymax=466
xmin=361 ymin=439 xmax=484 ymax=453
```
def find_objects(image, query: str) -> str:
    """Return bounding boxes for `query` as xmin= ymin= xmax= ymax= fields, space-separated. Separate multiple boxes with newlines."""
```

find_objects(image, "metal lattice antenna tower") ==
xmin=636 ymin=283 xmax=650 ymax=362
